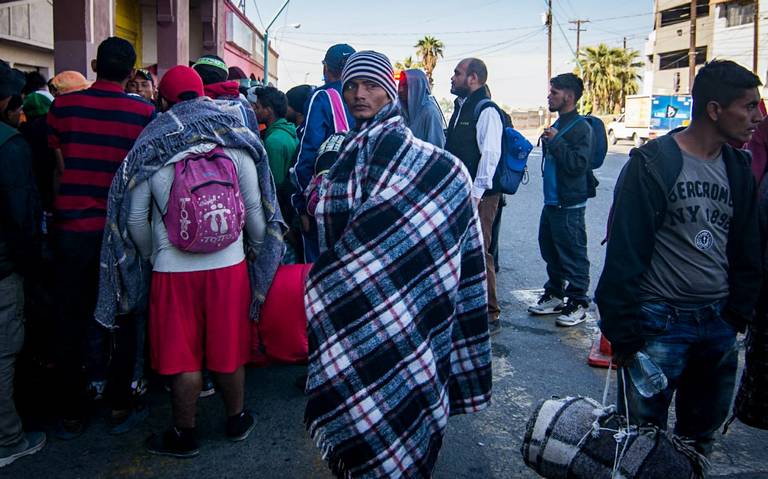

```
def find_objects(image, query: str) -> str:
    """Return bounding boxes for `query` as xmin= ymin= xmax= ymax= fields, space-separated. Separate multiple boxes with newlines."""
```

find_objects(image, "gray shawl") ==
xmin=402 ymin=69 xmax=446 ymax=148
xmin=95 ymin=97 xmax=286 ymax=328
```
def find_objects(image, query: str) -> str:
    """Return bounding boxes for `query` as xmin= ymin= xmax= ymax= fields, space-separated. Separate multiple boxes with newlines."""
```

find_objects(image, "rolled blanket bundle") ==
xmin=522 ymin=396 xmax=709 ymax=479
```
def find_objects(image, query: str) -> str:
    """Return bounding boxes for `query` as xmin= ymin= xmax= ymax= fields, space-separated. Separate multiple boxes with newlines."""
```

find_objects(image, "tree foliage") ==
xmin=415 ymin=36 xmax=445 ymax=87
xmin=576 ymin=44 xmax=643 ymax=115
xmin=394 ymin=56 xmax=424 ymax=71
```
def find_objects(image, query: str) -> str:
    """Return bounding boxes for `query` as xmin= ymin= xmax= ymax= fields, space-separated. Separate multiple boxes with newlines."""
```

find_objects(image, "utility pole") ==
xmin=623 ymin=36 xmax=627 ymax=50
xmin=262 ymin=0 xmax=291 ymax=86
xmin=688 ymin=0 xmax=697 ymax=93
xmin=569 ymin=19 xmax=589 ymax=58
xmin=754 ymin=0 xmax=760 ymax=74
xmin=546 ymin=0 xmax=552 ymax=126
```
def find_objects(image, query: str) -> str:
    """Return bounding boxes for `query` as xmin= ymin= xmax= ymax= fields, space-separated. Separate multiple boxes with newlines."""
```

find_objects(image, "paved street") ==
xmin=6 ymin=140 xmax=768 ymax=478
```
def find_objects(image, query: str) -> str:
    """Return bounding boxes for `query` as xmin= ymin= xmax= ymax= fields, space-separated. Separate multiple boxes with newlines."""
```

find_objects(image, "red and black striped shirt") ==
xmin=47 ymin=80 xmax=156 ymax=232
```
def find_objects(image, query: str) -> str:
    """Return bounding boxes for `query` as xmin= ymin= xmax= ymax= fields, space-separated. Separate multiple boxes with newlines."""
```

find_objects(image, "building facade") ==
xmin=0 ymin=0 xmax=278 ymax=83
xmin=644 ymin=0 xmax=715 ymax=95
xmin=645 ymin=0 xmax=767 ymax=94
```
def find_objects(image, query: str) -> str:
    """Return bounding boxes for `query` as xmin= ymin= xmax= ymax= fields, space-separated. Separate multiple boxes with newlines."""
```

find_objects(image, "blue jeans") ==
xmin=617 ymin=300 xmax=738 ymax=456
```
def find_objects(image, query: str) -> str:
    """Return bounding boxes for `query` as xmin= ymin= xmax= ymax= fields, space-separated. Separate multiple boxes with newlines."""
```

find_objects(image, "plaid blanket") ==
xmin=94 ymin=98 xmax=286 ymax=328
xmin=304 ymin=103 xmax=492 ymax=478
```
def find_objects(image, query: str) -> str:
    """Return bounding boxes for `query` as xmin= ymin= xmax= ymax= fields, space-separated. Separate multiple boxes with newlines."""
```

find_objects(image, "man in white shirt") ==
xmin=445 ymin=58 xmax=504 ymax=334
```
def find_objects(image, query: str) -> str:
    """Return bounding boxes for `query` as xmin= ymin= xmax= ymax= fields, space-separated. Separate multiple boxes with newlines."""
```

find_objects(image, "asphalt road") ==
xmin=6 ymin=140 xmax=767 ymax=478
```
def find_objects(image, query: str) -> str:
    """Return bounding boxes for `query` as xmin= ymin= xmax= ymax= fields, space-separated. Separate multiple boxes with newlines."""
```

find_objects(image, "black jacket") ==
xmin=542 ymin=109 xmax=596 ymax=206
xmin=445 ymin=87 xmax=491 ymax=182
xmin=595 ymin=134 xmax=761 ymax=354
xmin=0 ymin=123 xmax=41 ymax=280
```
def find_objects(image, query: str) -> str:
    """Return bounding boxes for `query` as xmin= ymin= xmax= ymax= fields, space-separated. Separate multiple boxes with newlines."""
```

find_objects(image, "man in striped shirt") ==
xmin=46 ymin=37 xmax=155 ymax=438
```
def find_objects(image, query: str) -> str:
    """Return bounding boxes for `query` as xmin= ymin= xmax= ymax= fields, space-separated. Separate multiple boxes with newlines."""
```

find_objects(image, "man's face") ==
xmin=125 ymin=79 xmax=139 ymax=95
xmin=547 ymin=85 xmax=569 ymax=112
xmin=134 ymin=78 xmax=155 ymax=101
xmin=253 ymin=101 xmax=270 ymax=123
xmin=450 ymin=61 xmax=471 ymax=97
xmin=398 ymin=76 xmax=408 ymax=108
xmin=713 ymin=87 xmax=763 ymax=144
xmin=343 ymin=78 xmax=391 ymax=121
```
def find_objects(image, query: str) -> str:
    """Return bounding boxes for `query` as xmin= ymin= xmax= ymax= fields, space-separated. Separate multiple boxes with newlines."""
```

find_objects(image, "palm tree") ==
xmin=415 ymin=36 xmax=445 ymax=87
xmin=577 ymin=44 xmax=643 ymax=114
xmin=394 ymin=56 xmax=424 ymax=71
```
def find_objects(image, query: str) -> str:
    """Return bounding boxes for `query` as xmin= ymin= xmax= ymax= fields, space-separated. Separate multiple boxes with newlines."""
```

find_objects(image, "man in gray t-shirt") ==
xmin=640 ymin=150 xmax=733 ymax=304
xmin=596 ymin=60 xmax=763 ymax=456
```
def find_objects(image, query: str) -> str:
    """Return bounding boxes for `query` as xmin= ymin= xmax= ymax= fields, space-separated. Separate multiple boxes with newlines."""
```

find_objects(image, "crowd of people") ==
xmin=0 ymin=33 xmax=766 ymax=478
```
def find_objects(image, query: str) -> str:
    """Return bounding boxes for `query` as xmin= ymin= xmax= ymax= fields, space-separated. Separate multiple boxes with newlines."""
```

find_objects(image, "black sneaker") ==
xmin=0 ymin=432 xmax=46 ymax=468
xmin=556 ymin=300 xmax=589 ymax=327
xmin=146 ymin=428 xmax=199 ymax=458
xmin=200 ymin=371 xmax=216 ymax=398
xmin=226 ymin=410 xmax=255 ymax=442
xmin=528 ymin=292 xmax=564 ymax=315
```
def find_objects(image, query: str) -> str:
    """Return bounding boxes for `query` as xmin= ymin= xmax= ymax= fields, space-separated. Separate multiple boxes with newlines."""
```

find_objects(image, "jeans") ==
xmin=478 ymin=193 xmax=501 ymax=322
xmin=0 ymin=273 xmax=24 ymax=446
xmin=538 ymin=205 xmax=590 ymax=303
xmin=52 ymin=230 xmax=102 ymax=418
xmin=618 ymin=300 xmax=738 ymax=456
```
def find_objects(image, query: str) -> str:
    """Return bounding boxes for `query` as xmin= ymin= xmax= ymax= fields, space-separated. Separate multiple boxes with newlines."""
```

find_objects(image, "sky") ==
xmin=246 ymin=0 xmax=655 ymax=109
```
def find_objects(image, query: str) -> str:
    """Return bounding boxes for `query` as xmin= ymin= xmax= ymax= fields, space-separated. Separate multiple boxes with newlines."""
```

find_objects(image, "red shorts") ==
xmin=149 ymin=261 xmax=251 ymax=375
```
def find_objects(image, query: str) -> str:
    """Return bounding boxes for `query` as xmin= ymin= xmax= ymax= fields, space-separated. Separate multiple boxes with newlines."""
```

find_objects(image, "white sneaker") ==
xmin=556 ymin=302 xmax=588 ymax=327
xmin=528 ymin=293 xmax=564 ymax=315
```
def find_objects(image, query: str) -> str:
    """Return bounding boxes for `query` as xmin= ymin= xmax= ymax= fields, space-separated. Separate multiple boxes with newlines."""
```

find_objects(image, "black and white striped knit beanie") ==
xmin=341 ymin=50 xmax=397 ymax=102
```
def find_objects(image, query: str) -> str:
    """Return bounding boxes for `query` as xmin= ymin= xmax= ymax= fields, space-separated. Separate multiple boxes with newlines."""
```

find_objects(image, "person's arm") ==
xmin=0 ymin=138 xmax=41 ymax=275
xmin=724 ymin=171 xmax=761 ymax=331
xmin=595 ymin=154 xmax=660 ymax=356
xmin=237 ymin=151 xmax=267 ymax=250
xmin=126 ymin=180 xmax=153 ymax=260
xmin=472 ymin=107 xmax=503 ymax=199
xmin=547 ymin=121 xmax=592 ymax=176
xmin=291 ymin=92 xmax=332 ymax=213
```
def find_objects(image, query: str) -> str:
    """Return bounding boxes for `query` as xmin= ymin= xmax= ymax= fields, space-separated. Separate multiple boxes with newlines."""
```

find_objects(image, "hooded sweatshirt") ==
xmin=263 ymin=117 xmax=298 ymax=186
xmin=402 ymin=69 xmax=446 ymax=148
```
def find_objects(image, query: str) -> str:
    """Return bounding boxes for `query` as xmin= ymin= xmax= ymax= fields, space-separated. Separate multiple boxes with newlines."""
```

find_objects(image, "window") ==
xmin=659 ymin=46 xmax=708 ymax=70
xmin=719 ymin=0 xmax=755 ymax=27
xmin=660 ymin=0 xmax=710 ymax=28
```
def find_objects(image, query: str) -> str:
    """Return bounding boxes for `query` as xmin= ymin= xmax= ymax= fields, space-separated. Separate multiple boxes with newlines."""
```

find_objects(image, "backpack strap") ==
xmin=325 ymin=88 xmax=349 ymax=133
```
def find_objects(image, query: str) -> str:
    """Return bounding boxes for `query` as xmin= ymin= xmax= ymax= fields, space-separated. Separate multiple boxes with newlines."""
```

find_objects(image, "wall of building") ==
xmin=0 ymin=0 xmax=54 ymax=74
xmin=648 ymin=0 xmax=715 ymax=94
xmin=711 ymin=0 xmax=768 ymax=83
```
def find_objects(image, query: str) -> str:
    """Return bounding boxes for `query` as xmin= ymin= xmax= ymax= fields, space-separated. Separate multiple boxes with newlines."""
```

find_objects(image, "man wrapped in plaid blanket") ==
xmin=304 ymin=51 xmax=493 ymax=478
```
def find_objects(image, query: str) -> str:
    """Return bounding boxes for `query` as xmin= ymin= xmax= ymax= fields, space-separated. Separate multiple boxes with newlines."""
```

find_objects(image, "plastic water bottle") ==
xmin=627 ymin=351 xmax=668 ymax=398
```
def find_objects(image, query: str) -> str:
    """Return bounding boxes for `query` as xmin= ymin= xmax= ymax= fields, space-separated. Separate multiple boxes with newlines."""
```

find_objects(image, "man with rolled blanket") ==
xmin=303 ymin=50 xmax=492 ymax=478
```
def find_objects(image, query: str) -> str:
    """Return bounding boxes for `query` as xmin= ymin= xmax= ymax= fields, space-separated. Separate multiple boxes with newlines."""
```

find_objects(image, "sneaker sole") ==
xmin=0 ymin=435 xmax=46 ymax=468
xmin=556 ymin=316 xmax=587 ymax=327
xmin=528 ymin=307 xmax=564 ymax=315
xmin=228 ymin=416 xmax=256 ymax=442
xmin=199 ymin=388 xmax=216 ymax=398
xmin=146 ymin=447 xmax=200 ymax=459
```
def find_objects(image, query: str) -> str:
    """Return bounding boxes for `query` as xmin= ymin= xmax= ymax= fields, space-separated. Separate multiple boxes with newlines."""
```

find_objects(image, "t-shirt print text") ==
xmin=667 ymin=180 xmax=733 ymax=242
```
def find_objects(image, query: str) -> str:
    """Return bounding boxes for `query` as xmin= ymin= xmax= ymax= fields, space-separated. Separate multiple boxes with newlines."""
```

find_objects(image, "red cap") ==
xmin=158 ymin=66 xmax=204 ymax=104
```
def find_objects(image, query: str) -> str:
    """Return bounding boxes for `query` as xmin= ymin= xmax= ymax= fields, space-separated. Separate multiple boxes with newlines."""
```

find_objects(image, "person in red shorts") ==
xmin=123 ymin=66 xmax=276 ymax=458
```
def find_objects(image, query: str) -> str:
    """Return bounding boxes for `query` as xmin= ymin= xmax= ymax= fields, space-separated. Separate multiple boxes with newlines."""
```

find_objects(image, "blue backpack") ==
xmin=474 ymin=99 xmax=534 ymax=195
xmin=551 ymin=114 xmax=607 ymax=170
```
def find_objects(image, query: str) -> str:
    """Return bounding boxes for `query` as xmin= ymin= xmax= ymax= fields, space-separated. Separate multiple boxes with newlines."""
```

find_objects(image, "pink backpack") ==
xmin=164 ymin=147 xmax=245 ymax=253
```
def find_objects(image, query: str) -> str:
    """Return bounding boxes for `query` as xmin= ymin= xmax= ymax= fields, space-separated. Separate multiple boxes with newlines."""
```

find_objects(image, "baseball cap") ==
xmin=158 ymin=65 xmax=204 ymax=104
xmin=323 ymin=44 xmax=355 ymax=73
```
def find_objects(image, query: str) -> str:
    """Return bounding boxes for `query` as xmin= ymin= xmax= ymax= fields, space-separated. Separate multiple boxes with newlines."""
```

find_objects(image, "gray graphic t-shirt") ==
xmin=639 ymin=149 xmax=732 ymax=304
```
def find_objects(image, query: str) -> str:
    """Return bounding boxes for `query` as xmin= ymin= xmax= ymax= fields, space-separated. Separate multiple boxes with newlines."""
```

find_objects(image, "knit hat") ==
xmin=22 ymin=91 xmax=52 ymax=118
xmin=341 ymin=50 xmax=397 ymax=102
xmin=193 ymin=56 xmax=228 ymax=74
xmin=323 ymin=44 xmax=355 ymax=73
xmin=50 ymin=71 xmax=90 ymax=95
xmin=158 ymin=65 xmax=204 ymax=104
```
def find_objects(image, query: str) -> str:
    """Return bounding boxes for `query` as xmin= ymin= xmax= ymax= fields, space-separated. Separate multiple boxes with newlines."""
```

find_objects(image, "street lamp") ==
xmin=263 ymin=0 xmax=298 ymax=85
